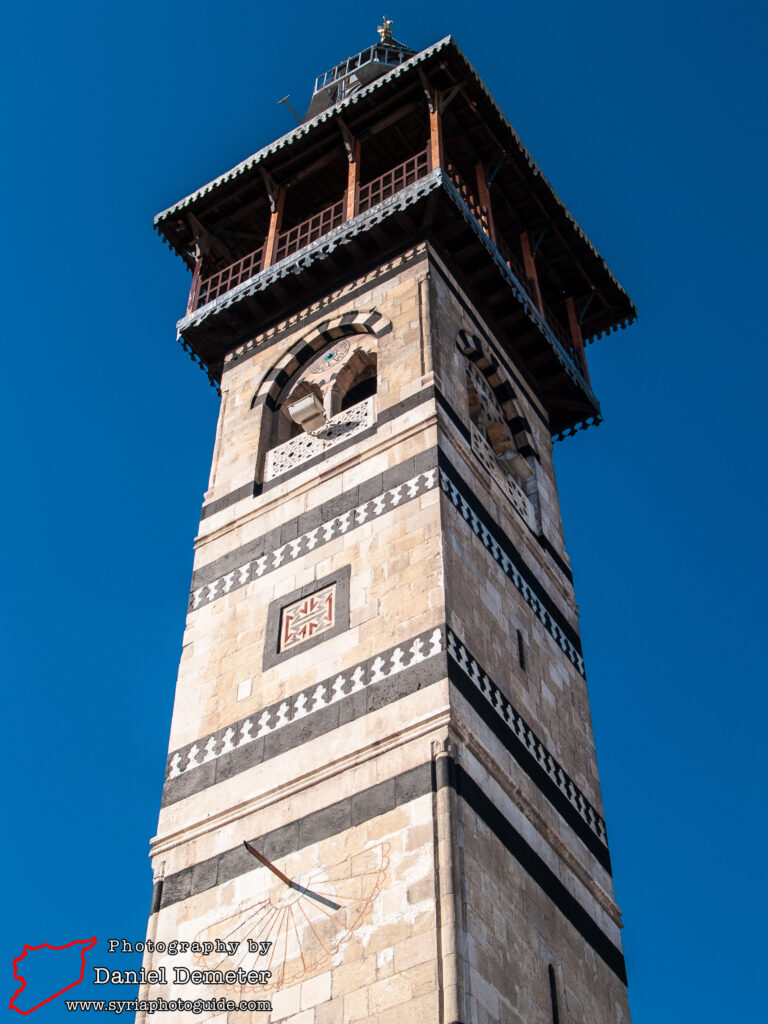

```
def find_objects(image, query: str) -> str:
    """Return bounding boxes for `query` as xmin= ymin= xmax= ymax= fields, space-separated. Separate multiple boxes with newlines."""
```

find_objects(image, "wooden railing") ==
xmin=357 ymin=148 xmax=429 ymax=214
xmin=190 ymin=153 xmax=431 ymax=311
xmin=187 ymin=147 xmax=585 ymax=381
xmin=495 ymin=235 xmax=571 ymax=352
xmin=194 ymin=245 xmax=264 ymax=309
xmin=314 ymin=44 xmax=411 ymax=94
xmin=446 ymin=162 xmax=492 ymax=235
xmin=274 ymin=200 xmax=344 ymax=263
xmin=447 ymin=163 xmax=583 ymax=373
xmin=493 ymin=233 xmax=527 ymax=287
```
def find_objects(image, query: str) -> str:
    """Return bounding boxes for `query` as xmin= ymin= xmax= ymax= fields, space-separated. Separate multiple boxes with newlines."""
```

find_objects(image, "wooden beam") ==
xmin=565 ymin=296 xmax=591 ymax=385
xmin=261 ymin=187 xmax=285 ymax=270
xmin=418 ymin=70 xmax=443 ymax=172
xmin=213 ymin=226 xmax=267 ymax=243
xmin=187 ymin=213 xmax=235 ymax=263
xmin=345 ymin=138 xmax=361 ymax=221
xmin=172 ymin=95 xmax=422 ymax=239
xmin=450 ymin=237 xmax=491 ymax=262
xmin=496 ymin=310 xmax=526 ymax=328
xmin=475 ymin=162 xmax=496 ymax=244
xmin=428 ymin=102 xmax=443 ymax=171
xmin=525 ymin=350 xmax=559 ymax=370
xmin=337 ymin=119 xmax=356 ymax=162
xmin=520 ymin=232 xmax=544 ymax=314
xmin=521 ymin=188 xmax=597 ymax=292
xmin=282 ymin=147 xmax=341 ymax=188
xmin=260 ymin=168 xmax=281 ymax=214
xmin=186 ymin=249 xmax=203 ymax=314
xmin=418 ymin=69 xmax=436 ymax=111
xmin=484 ymin=284 xmax=523 ymax=306
xmin=548 ymin=396 xmax=595 ymax=412
xmin=507 ymin=326 xmax=541 ymax=348
xmin=536 ymin=379 xmax=569 ymax=393
xmin=438 ymin=82 xmax=468 ymax=114
xmin=356 ymin=100 xmax=422 ymax=141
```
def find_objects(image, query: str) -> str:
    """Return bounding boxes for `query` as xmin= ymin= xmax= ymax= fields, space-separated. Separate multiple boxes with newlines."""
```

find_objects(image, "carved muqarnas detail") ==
xmin=280 ymin=584 xmax=336 ymax=652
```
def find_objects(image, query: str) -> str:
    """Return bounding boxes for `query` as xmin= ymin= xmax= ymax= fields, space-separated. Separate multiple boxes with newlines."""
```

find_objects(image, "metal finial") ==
xmin=378 ymin=16 xmax=393 ymax=42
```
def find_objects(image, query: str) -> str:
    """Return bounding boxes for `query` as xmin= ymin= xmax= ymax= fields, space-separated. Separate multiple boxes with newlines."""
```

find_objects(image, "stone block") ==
xmin=270 ymin=981 xmax=301 ymax=1020
xmin=367 ymin=971 xmax=412 ymax=1015
xmin=331 ymin=957 xmax=377 ymax=997
xmin=314 ymin=996 xmax=345 ymax=1024
xmin=343 ymin=986 xmax=368 ymax=1021
xmin=393 ymin=928 xmax=436 ymax=973
xmin=301 ymin=971 xmax=332 ymax=1010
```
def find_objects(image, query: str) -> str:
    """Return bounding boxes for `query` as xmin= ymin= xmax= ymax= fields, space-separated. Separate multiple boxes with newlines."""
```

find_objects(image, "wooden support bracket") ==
xmin=488 ymin=154 xmax=506 ymax=186
xmin=418 ymin=69 xmax=437 ymax=112
xmin=186 ymin=251 xmax=203 ymax=314
xmin=260 ymin=168 xmax=281 ymax=214
xmin=475 ymin=162 xmax=497 ymax=245
xmin=520 ymin=232 xmax=544 ymax=314
xmin=438 ymin=83 xmax=463 ymax=114
xmin=337 ymin=118 xmax=357 ymax=162
xmin=579 ymin=289 xmax=597 ymax=323
xmin=566 ymin=296 xmax=591 ymax=385
xmin=532 ymin=224 xmax=550 ymax=257
xmin=187 ymin=213 xmax=234 ymax=263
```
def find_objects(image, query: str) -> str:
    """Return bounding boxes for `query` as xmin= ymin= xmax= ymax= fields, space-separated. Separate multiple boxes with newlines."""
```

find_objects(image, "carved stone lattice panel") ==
xmin=467 ymin=361 xmax=504 ymax=423
xmin=280 ymin=584 xmax=336 ymax=652
xmin=265 ymin=397 xmax=374 ymax=480
xmin=470 ymin=423 xmax=539 ymax=533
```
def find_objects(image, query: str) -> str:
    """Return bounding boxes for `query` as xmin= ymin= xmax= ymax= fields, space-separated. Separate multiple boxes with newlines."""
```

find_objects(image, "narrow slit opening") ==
xmin=517 ymin=629 xmax=526 ymax=671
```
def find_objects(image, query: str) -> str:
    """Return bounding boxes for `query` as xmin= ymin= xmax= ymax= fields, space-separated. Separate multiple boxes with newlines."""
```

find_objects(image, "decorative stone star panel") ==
xmin=280 ymin=584 xmax=336 ymax=652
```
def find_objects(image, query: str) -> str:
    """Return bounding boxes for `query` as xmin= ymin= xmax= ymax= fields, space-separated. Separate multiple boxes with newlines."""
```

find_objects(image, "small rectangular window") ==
xmin=517 ymin=629 xmax=526 ymax=671
xmin=548 ymin=963 xmax=560 ymax=1024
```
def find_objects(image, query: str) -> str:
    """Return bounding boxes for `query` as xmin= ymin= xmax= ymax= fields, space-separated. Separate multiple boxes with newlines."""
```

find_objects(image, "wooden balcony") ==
xmin=274 ymin=200 xmax=344 ymax=263
xmin=188 ymin=151 xmax=433 ymax=312
xmin=186 ymin=151 xmax=586 ymax=382
xmin=191 ymin=245 xmax=265 ymax=311
xmin=446 ymin=161 xmax=587 ymax=379
xmin=446 ymin=161 xmax=492 ymax=236
xmin=357 ymin=148 xmax=429 ymax=214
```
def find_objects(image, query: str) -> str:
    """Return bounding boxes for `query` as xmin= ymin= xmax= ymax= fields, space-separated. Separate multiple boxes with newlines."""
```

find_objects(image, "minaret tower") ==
xmin=142 ymin=25 xmax=636 ymax=1024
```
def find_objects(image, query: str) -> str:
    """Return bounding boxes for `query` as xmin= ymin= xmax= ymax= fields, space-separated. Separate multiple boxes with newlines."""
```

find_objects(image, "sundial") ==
xmin=193 ymin=840 xmax=390 ymax=992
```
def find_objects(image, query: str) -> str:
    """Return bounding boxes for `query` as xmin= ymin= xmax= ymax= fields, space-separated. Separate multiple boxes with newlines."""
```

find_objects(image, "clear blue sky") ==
xmin=3 ymin=1 xmax=766 ymax=1019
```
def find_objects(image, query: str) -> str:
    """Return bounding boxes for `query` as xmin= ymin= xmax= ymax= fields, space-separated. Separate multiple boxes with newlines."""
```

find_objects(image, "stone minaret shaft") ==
xmin=142 ymin=29 xmax=636 ymax=1024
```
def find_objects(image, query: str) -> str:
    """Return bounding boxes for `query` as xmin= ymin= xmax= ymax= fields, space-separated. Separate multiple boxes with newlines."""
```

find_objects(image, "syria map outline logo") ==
xmin=9 ymin=936 xmax=97 ymax=1014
